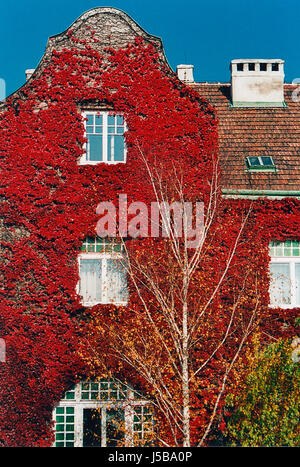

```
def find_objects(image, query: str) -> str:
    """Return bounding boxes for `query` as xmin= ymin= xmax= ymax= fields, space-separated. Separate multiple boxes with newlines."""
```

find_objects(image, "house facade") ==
xmin=0 ymin=7 xmax=299 ymax=447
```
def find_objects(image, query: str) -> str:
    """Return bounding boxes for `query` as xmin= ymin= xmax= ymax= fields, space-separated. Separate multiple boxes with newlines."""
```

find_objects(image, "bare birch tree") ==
xmin=84 ymin=148 xmax=263 ymax=447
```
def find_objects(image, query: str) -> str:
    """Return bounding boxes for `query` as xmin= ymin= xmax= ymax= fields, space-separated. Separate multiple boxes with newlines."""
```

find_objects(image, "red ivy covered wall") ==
xmin=0 ymin=32 xmax=299 ymax=446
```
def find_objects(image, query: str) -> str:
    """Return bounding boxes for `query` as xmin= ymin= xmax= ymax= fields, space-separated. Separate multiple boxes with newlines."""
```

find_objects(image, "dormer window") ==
xmin=80 ymin=111 xmax=126 ymax=165
xmin=246 ymin=156 xmax=276 ymax=171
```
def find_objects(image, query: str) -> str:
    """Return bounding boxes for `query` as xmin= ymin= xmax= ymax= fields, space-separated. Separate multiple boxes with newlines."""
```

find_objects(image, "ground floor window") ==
xmin=53 ymin=379 xmax=153 ymax=447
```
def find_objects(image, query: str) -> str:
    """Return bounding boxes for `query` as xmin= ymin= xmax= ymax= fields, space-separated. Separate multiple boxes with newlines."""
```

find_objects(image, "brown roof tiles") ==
xmin=192 ymin=83 xmax=300 ymax=194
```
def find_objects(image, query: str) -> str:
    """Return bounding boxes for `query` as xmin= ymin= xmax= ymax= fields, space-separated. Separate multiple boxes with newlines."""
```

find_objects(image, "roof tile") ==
xmin=192 ymin=83 xmax=300 ymax=192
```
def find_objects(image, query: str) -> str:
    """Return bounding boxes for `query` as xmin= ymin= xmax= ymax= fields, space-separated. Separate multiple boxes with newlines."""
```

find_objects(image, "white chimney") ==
xmin=177 ymin=64 xmax=194 ymax=83
xmin=25 ymin=69 xmax=35 ymax=81
xmin=231 ymin=59 xmax=285 ymax=107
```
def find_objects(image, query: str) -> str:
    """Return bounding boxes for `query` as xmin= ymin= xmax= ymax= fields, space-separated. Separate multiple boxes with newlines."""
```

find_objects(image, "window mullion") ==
xmin=103 ymin=113 xmax=108 ymax=162
xmin=102 ymin=407 xmax=106 ymax=447
xmin=102 ymin=258 xmax=107 ymax=302
xmin=74 ymin=404 xmax=83 ymax=447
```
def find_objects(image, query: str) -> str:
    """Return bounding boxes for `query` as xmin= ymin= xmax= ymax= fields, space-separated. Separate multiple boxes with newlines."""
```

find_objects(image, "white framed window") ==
xmin=80 ymin=111 xmax=126 ymax=165
xmin=78 ymin=237 xmax=128 ymax=306
xmin=53 ymin=380 xmax=154 ymax=447
xmin=269 ymin=240 xmax=300 ymax=308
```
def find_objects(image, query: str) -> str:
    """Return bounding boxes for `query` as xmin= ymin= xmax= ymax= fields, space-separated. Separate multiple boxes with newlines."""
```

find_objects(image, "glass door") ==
xmin=83 ymin=408 xmax=102 ymax=447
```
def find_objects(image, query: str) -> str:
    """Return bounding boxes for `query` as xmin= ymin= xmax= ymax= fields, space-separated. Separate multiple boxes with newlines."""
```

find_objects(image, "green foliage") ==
xmin=225 ymin=339 xmax=300 ymax=447
xmin=295 ymin=317 xmax=300 ymax=328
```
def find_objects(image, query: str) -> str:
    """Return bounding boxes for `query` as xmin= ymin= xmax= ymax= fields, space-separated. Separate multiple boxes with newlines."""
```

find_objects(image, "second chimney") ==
xmin=231 ymin=59 xmax=285 ymax=107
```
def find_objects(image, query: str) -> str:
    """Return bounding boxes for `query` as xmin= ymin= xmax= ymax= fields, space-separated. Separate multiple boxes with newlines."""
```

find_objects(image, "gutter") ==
xmin=222 ymin=189 xmax=300 ymax=199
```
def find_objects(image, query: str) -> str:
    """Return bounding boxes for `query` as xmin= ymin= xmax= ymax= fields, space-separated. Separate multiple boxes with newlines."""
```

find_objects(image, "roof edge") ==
xmin=222 ymin=189 xmax=300 ymax=200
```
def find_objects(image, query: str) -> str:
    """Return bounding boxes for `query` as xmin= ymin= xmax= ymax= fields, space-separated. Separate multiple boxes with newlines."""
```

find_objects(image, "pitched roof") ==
xmin=192 ymin=83 xmax=300 ymax=197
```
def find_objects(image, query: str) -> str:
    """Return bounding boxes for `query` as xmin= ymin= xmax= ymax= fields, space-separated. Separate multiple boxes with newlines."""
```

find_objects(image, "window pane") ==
xmin=86 ymin=114 xmax=94 ymax=125
xmin=108 ymin=135 xmax=124 ymax=162
xmin=261 ymin=156 xmax=274 ymax=166
xmin=95 ymin=114 xmax=102 ymax=125
xmin=248 ymin=156 xmax=260 ymax=166
xmin=106 ymin=259 xmax=127 ymax=303
xmin=83 ymin=409 xmax=102 ymax=447
xmin=292 ymin=244 xmax=300 ymax=256
xmin=79 ymin=259 xmax=102 ymax=303
xmin=108 ymin=115 xmax=115 ymax=126
xmin=270 ymin=263 xmax=291 ymax=305
xmin=117 ymin=115 xmax=124 ymax=125
xmin=114 ymin=135 xmax=125 ymax=161
xmin=65 ymin=391 xmax=75 ymax=400
xmin=295 ymin=264 xmax=300 ymax=306
xmin=87 ymin=135 xmax=102 ymax=161
xmin=106 ymin=408 xmax=125 ymax=447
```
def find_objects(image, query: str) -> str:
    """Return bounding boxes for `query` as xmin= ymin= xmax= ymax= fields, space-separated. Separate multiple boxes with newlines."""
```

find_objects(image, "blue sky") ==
xmin=1 ymin=0 xmax=300 ymax=97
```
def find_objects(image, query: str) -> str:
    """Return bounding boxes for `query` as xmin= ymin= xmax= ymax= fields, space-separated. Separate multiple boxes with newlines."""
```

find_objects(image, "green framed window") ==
xmin=80 ymin=380 xmax=127 ymax=401
xmin=269 ymin=240 xmax=300 ymax=307
xmin=53 ymin=380 xmax=153 ymax=447
xmin=54 ymin=406 xmax=75 ymax=447
xmin=81 ymin=236 xmax=123 ymax=253
xmin=269 ymin=240 xmax=300 ymax=257
xmin=246 ymin=156 xmax=276 ymax=171
xmin=133 ymin=406 xmax=154 ymax=444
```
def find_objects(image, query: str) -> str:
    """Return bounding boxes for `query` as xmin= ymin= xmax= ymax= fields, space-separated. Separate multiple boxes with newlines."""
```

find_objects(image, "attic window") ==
xmin=260 ymin=63 xmax=267 ymax=71
xmin=248 ymin=63 xmax=255 ymax=71
xmin=80 ymin=111 xmax=126 ymax=165
xmin=246 ymin=156 xmax=276 ymax=171
xmin=272 ymin=63 xmax=279 ymax=71
xmin=237 ymin=63 xmax=244 ymax=71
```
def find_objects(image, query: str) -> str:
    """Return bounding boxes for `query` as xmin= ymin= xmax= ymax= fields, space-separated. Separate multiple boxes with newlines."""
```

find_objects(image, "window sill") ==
xmin=82 ymin=301 xmax=128 ymax=307
xmin=269 ymin=304 xmax=300 ymax=309
xmin=230 ymin=101 xmax=287 ymax=108
xmin=78 ymin=160 xmax=126 ymax=166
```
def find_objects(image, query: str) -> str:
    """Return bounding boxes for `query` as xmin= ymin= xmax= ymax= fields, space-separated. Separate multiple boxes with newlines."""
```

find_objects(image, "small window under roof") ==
xmin=246 ymin=156 xmax=276 ymax=171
